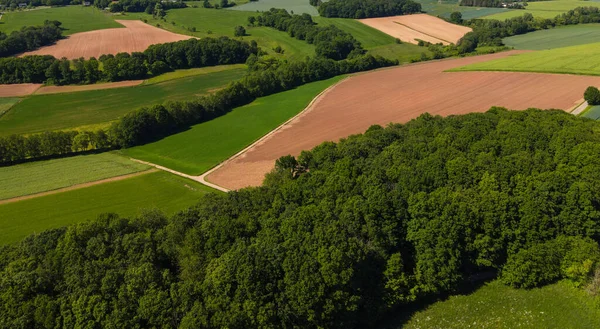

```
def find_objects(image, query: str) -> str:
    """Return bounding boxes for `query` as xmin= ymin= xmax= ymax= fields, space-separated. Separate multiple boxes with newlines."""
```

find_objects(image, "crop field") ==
xmin=0 ymin=153 xmax=150 ymax=201
xmin=452 ymin=42 xmax=600 ymax=75
xmin=0 ymin=97 xmax=19 ymax=117
xmin=482 ymin=0 xmax=600 ymax=20
xmin=415 ymin=0 xmax=509 ymax=19
xmin=581 ymin=105 xmax=600 ymax=120
xmin=123 ymin=76 xmax=346 ymax=175
xmin=0 ymin=6 xmax=122 ymax=35
xmin=228 ymin=0 xmax=319 ymax=15
xmin=396 ymin=280 xmax=600 ymax=329
xmin=22 ymin=20 xmax=191 ymax=59
xmin=0 ymin=84 xmax=41 ymax=97
xmin=143 ymin=64 xmax=246 ymax=84
xmin=209 ymin=50 xmax=600 ymax=190
xmin=313 ymin=17 xmax=396 ymax=48
xmin=359 ymin=14 xmax=472 ymax=45
xmin=0 ymin=170 xmax=216 ymax=245
xmin=0 ymin=67 xmax=246 ymax=136
xmin=503 ymin=24 xmax=600 ymax=50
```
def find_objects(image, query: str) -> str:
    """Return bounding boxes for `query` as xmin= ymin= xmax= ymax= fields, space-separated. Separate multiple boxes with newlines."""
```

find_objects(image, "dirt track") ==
xmin=359 ymin=14 xmax=472 ymax=45
xmin=207 ymin=51 xmax=600 ymax=190
xmin=21 ymin=20 xmax=191 ymax=59
xmin=0 ymin=84 xmax=42 ymax=97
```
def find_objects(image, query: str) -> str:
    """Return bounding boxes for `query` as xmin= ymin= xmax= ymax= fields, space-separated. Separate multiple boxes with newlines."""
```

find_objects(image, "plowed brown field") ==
xmin=0 ymin=84 xmax=41 ymax=97
xmin=359 ymin=14 xmax=472 ymax=45
xmin=21 ymin=20 xmax=191 ymax=59
xmin=207 ymin=51 xmax=600 ymax=190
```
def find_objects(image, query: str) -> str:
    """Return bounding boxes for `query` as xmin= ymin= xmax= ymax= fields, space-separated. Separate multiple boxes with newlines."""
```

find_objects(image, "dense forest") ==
xmin=0 ymin=36 xmax=257 ymax=84
xmin=2 ymin=108 xmax=600 ymax=328
xmin=0 ymin=20 xmax=62 ymax=58
xmin=250 ymin=9 xmax=364 ymax=60
xmin=459 ymin=7 xmax=600 ymax=51
xmin=317 ymin=0 xmax=422 ymax=18
xmin=0 ymin=54 xmax=396 ymax=165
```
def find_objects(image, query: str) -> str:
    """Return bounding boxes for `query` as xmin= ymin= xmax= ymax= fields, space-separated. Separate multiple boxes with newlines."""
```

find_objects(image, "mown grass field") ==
xmin=416 ymin=0 xmax=508 ymax=19
xmin=0 ymin=97 xmax=19 ymax=117
xmin=451 ymin=42 xmax=600 ymax=75
xmin=581 ymin=104 xmax=600 ymax=120
xmin=0 ymin=6 xmax=123 ymax=35
xmin=0 ymin=170 xmax=217 ymax=245
xmin=0 ymin=67 xmax=246 ymax=136
xmin=228 ymin=0 xmax=319 ymax=16
xmin=123 ymin=76 xmax=346 ymax=175
xmin=482 ymin=0 xmax=600 ymax=20
xmin=143 ymin=64 xmax=246 ymax=84
xmin=0 ymin=153 xmax=149 ymax=200
xmin=503 ymin=24 xmax=600 ymax=50
xmin=394 ymin=280 xmax=600 ymax=329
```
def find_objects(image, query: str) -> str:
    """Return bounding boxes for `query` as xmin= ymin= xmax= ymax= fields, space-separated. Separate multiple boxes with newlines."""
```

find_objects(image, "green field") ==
xmin=143 ymin=64 xmax=246 ymax=84
xmin=228 ymin=0 xmax=319 ymax=15
xmin=395 ymin=280 xmax=600 ymax=329
xmin=0 ymin=6 xmax=123 ymax=35
xmin=314 ymin=17 xmax=396 ymax=48
xmin=416 ymin=0 xmax=509 ymax=19
xmin=503 ymin=24 xmax=600 ymax=50
xmin=123 ymin=76 xmax=345 ymax=175
xmin=0 ymin=67 xmax=246 ymax=136
xmin=451 ymin=42 xmax=600 ymax=75
xmin=0 ymin=170 xmax=216 ymax=245
xmin=482 ymin=0 xmax=600 ymax=20
xmin=581 ymin=104 xmax=600 ymax=119
xmin=0 ymin=153 xmax=150 ymax=200
xmin=0 ymin=97 xmax=19 ymax=117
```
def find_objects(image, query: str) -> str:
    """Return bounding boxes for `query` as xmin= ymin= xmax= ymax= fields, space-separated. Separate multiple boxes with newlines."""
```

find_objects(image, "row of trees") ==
xmin=317 ymin=0 xmax=422 ymax=19
xmin=460 ymin=0 xmax=526 ymax=8
xmin=459 ymin=7 xmax=600 ymax=50
xmin=0 ymin=36 xmax=257 ymax=84
xmin=250 ymin=9 xmax=365 ymax=60
xmin=93 ymin=0 xmax=186 ymax=12
xmin=2 ymin=108 xmax=600 ymax=328
xmin=0 ymin=54 xmax=396 ymax=164
xmin=0 ymin=20 xmax=62 ymax=58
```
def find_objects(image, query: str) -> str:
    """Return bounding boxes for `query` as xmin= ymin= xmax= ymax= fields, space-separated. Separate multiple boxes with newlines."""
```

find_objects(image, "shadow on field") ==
xmin=375 ymin=272 xmax=497 ymax=329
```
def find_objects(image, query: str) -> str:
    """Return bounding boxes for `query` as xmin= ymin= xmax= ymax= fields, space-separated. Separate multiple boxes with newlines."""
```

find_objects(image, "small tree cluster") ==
xmin=584 ymin=86 xmax=600 ymax=105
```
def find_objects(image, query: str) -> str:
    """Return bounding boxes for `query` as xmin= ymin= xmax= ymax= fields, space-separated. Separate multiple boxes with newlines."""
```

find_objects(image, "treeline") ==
xmin=459 ymin=7 xmax=600 ymax=51
xmin=0 ymin=20 xmax=62 ymax=58
xmin=2 ymin=109 xmax=600 ymax=328
xmin=317 ymin=0 xmax=422 ymax=19
xmin=460 ymin=0 xmax=526 ymax=8
xmin=93 ymin=0 xmax=186 ymax=12
xmin=0 ymin=36 xmax=257 ymax=85
xmin=250 ymin=9 xmax=364 ymax=60
xmin=0 ymin=54 xmax=395 ymax=164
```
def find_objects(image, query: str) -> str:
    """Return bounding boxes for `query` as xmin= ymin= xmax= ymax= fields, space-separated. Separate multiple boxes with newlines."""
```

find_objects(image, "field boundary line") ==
xmin=0 ymin=169 xmax=157 ymax=205
xmin=200 ymin=76 xmax=351 ymax=190
xmin=392 ymin=21 xmax=451 ymax=44
xmin=569 ymin=99 xmax=587 ymax=115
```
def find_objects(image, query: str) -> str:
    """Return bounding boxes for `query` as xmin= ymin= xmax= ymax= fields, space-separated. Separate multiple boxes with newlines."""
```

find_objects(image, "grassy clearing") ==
xmin=0 ymin=6 xmax=122 ymax=35
xmin=0 ymin=170 xmax=216 ymax=245
xmin=416 ymin=0 xmax=509 ymax=19
xmin=503 ymin=24 xmax=600 ymax=50
xmin=395 ymin=280 xmax=600 ymax=329
xmin=123 ymin=75 xmax=346 ymax=175
xmin=482 ymin=0 xmax=600 ymax=20
xmin=0 ymin=153 xmax=150 ymax=200
xmin=0 ymin=97 xmax=19 ymax=117
xmin=0 ymin=68 xmax=246 ymax=136
xmin=228 ymin=0 xmax=319 ymax=15
xmin=451 ymin=42 xmax=600 ymax=75
xmin=143 ymin=64 xmax=246 ymax=84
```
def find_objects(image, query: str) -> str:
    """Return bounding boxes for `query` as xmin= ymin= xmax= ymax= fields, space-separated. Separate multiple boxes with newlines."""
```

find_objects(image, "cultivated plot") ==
xmin=503 ymin=24 xmax=600 ymax=50
xmin=229 ymin=0 xmax=319 ymax=16
xmin=21 ymin=20 xmax=191 ymax=59
xmin=415 ymin=0 xmax=509 ymax=19
xmin=482 ymin=0 xmax=600 ymax=20
xmin=452 ymin=42 xmax=600 ymax=75
xmin=0 ymin=84 xmax=41 ymax=97
xmin=359 ymin=14 xmax=472 ymax=45
xmin=208 ymin=51 xmax=600 ymax=190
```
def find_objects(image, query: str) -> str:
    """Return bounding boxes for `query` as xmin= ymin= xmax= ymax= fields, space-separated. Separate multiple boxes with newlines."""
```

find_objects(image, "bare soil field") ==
xmin=359 ymin=14 xmax=472 ymax=45
xmin=207 ymin=51 xmax=600 ymax=190
xmin=21 ymin=20 xmax=191 ymax=59
xmin=34 ymin=80 xmax=144 ymax=95
xmin=0 ymin=84 xmax=42 ymax=97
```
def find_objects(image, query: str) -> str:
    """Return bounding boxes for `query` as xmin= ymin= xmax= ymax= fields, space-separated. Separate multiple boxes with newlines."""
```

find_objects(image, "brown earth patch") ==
xmin=207 ymin=50 xmax=600 ymax=190
xmin=359 ymin=14 xmax=472 ymax=45
xmin=35 ymin=80 xmax=144 ymax=95
xmin=0 ymin=84 xmax=42 ymax=97
xmin=21 ymin=20 xmax=192 ymax=59
xmin=0 ymin=169 xmax=157 ymax=205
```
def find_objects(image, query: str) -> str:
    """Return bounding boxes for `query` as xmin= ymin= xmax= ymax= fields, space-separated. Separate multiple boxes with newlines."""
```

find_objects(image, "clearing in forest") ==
xmin=358 ymin=14 xmax=472 ymax=45
xmin=207 ymin=50 xmax=600 ymax=190
xmin=20 ymin=20 xmax=191 ymax=59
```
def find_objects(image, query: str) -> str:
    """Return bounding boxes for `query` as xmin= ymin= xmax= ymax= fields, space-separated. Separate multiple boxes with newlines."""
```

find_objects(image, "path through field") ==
xmin=21 ymin=20 xmax=192 ymax=59
xmin=207 ymin=50 xmax=600 ymax=190
xmin=0 ymin=84 xmax=42 ymax=97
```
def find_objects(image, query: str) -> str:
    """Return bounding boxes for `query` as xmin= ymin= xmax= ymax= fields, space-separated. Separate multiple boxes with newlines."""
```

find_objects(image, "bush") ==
xmin=584 ymin=86 xmax=600 ymax=105
xmin=234 ymin=25 xmax=246 ymax=37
